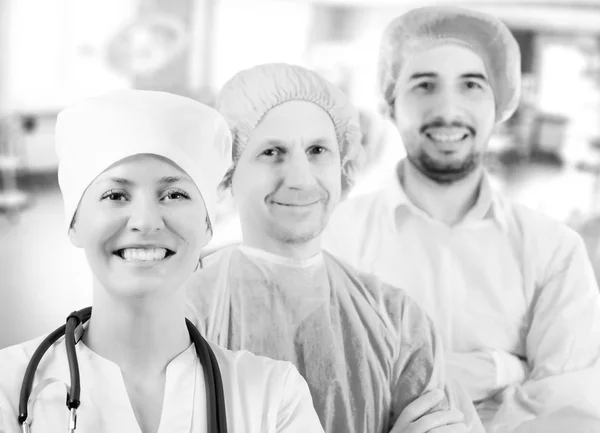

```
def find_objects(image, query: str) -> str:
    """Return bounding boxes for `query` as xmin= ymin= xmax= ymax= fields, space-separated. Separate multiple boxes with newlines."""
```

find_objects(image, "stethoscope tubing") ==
xmin=18 ymin=307 xmax=227 ymax=433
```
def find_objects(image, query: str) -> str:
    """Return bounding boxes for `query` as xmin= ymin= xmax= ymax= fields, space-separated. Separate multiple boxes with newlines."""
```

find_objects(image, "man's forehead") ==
xmin=401 ymin=43 xmax=487 ymax=80
xmin=246 ymin=101 xmax=337 ymax=147
xmin=258 ymin=136 xmax=334 ymax=147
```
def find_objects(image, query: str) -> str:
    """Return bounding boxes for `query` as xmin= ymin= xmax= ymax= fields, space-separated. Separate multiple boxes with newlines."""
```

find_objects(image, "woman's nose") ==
xmin=126 ymin=198 xmax=166 ymax=233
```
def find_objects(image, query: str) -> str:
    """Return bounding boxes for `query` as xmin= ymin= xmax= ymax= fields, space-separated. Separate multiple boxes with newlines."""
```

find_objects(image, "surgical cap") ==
xmin=216 ymin=63 xmax=363 ymax=193
xmin=379 ymin=6 xmax=521 ymax=123
xmin=55 ymin=89 xmax=232 ymax=235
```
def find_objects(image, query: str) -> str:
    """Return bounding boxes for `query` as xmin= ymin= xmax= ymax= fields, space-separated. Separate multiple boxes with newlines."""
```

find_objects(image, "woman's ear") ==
xmin=68 ymin=226 xmax=83 ymax=248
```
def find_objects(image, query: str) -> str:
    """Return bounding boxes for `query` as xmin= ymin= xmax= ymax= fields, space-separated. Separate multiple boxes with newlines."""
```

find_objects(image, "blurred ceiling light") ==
xmin=105 ymin=14 xmax=188 ymax=77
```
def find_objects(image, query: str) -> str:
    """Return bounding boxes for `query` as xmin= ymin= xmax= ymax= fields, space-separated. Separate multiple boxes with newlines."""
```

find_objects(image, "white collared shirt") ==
xmin=322 ymin=162 xmax=600 ymax=431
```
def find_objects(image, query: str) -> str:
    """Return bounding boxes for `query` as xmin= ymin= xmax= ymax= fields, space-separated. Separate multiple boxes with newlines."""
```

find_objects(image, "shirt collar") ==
xmin=381 ymin=159 xmax=509 ymax=232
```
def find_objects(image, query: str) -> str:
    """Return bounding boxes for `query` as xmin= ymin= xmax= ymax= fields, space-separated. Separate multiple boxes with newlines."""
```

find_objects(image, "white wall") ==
xmin=212 ymin=0 xmax=314 ymax=89
xmin=294 ymin=0 xmax=600 ymax=34
xmin=3 ymin=0 xmax=137 ymax=112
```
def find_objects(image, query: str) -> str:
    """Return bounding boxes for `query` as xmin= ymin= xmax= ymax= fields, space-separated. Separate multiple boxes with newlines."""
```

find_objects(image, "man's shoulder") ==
xmin=335 ymin=189 xmax=385 ymax=217
xmin=323 ymin=253 xmax=437 ymax=351
xmin=323 ymin=189 xmax=388 ymax=254
xmin=187 ymin=245 xmax=241 ymax=287
xmin=322 ymin=253 xmax=416 ymax=316
xmin=184 ymin=245 xmax=242 ymax=329
xmin=201 ymin=244 xmax=240 ymax=268
xmin=499 ymin=194 xmax=583 ymax=246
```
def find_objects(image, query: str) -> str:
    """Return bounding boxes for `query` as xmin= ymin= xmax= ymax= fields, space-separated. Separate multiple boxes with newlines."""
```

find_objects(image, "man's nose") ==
xmin=283 ymin=153 xmax=317 ymax=189
xmin=431 ymin=89 xmax=465 ymax=123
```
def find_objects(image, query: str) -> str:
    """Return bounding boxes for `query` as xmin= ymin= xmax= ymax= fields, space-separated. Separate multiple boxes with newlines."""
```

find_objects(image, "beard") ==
xmin=398 ymin=116 xmax=488 ymax=185
xmin=408 ymin=147 xmax=481 ymax=185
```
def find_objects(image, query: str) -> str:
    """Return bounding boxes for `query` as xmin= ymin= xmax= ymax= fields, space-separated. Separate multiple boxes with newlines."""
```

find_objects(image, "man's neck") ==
xmin=401 ymin=160 xmax=484 ymax=226
xmin=241 ymin=230 xmax=322 ymax=261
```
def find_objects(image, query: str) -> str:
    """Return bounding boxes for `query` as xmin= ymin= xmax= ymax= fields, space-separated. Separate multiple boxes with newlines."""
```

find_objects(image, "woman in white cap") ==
xmin=0 ymin=90 xmax=323 ymax=433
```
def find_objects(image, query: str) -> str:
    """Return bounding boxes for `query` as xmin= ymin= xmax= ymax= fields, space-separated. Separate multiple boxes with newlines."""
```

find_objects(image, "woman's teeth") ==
xmin=119 ymin=248 xmax=169 ymax=261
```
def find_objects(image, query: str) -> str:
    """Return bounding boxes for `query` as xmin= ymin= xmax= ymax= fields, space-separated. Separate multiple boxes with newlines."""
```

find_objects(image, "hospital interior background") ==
xmin=1 ymin=0 xmax=600 ymax=348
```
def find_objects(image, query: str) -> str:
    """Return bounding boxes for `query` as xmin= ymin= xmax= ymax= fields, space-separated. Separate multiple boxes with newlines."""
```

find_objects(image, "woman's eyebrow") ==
xmin=102 ymin=176 xmax=190 ymax=186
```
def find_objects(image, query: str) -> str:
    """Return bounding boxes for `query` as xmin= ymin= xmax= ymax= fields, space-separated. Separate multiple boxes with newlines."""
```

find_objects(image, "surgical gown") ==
xmin=0 ymin=333 xmax=322 ymax=432
xmin=185 ymin=245 xmax=484 ymax=433
xmin=322 ymin=165 xmax=600 ymax=432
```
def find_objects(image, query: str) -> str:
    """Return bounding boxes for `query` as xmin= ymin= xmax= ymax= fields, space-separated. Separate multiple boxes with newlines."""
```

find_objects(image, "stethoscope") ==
xmin=18 ymin=307 xmax=228 ymax=433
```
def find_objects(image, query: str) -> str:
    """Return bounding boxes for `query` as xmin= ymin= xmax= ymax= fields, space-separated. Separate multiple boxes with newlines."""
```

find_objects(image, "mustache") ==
xmin=420 ymin=120 xmax=475 ymax=135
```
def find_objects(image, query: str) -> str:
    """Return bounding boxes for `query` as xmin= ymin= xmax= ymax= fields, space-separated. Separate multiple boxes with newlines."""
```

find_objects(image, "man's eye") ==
xmin=415 ymin=82 xmax=434 ymax=92
xmin=465 ymin=81 xmax=483 ymax=90
xmin=309 ymin=146 xmax=328 ymax=155
xmin=262 ymin=149 xmax=280 ymax=157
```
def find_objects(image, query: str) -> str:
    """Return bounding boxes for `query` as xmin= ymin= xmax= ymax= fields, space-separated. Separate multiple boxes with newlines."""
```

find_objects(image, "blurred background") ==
xmin=2 ymin=0 xmax=600 ymax=348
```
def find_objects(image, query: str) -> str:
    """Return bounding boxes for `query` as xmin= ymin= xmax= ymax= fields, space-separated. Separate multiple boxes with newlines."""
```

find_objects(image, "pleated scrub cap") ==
xmin=379 ymin=6 xmax=521 ymax=123
xmin=216 ymin=63 xmax=364 ymax=193
xmin=55 ymin=89 xmax=232 ymax=237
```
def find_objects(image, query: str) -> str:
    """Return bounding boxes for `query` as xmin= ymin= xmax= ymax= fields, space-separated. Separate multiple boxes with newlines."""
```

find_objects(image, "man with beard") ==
xmin=185 ymin=62 xmax=484 ymax=433
xmin=322 ymin=6 xmax=600 ymax=432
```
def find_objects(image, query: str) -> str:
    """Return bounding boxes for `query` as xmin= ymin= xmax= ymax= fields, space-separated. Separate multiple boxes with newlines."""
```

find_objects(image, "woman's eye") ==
xmin=164 ymin=189 xmax=190 ymax=201
xmin=101 ymin=190 xmax=127 ymax=201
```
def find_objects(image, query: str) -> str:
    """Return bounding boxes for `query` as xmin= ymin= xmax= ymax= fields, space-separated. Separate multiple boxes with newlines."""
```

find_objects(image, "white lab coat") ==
xmin=322 ymin=163 xmax=600 ymax=432
xmin=0 ymin=333 xmax=323 ymax=433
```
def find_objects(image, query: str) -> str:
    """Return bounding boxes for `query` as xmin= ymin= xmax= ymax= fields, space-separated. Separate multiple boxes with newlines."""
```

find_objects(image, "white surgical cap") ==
xmin=55 ymin=89 xmax=232 ymax=235
xmin=216 ymin=63 xmax=364 ymax=193
xmin=379 ymin=6 xmax=521 ymax=123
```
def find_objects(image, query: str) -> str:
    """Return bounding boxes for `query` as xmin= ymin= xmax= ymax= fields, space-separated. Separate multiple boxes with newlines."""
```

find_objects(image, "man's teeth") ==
xmin=120 ymin=248 xmax=168 ymax=261
xmin=427 ymin=132 xmax=467 ymax=143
